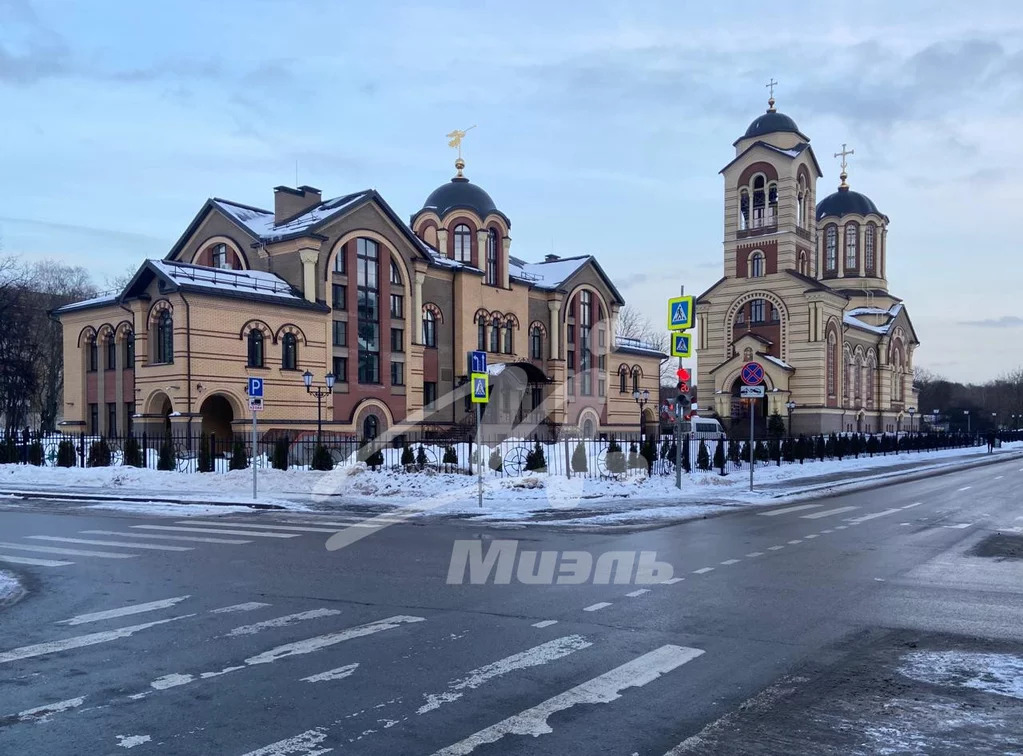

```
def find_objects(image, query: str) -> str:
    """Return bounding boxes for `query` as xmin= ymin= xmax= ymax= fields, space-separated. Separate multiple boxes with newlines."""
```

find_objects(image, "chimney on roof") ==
xmin=273 ymin=185 xmax=322 ymax=226
xmin=545 ymin=254 xmax=560 ymax=262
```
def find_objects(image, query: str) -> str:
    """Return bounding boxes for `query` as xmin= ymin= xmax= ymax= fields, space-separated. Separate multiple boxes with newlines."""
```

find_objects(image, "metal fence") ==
xmin=2 ymin=429 xmax=1017 ymax=480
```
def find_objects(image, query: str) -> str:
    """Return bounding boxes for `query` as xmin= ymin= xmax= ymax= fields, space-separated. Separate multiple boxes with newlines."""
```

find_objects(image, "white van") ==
xmin=680 ymin=417 xmax=725 ymax=439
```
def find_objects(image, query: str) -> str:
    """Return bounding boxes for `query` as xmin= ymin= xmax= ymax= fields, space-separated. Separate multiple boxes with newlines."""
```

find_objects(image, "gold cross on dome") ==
xmin=765 ymin=78 xmax=778 ymax=98
xmin=834 ymin=143 xmax=854 ymax=173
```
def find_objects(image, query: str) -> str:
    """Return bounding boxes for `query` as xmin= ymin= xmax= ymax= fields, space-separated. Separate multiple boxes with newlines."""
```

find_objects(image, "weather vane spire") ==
xmin=446 ymin=125 xmax=476 ymax=178
xmin=765 ymin=78 xmax=778 ymax=112
xmin=834 ymin=143 xmax=854 ymax=188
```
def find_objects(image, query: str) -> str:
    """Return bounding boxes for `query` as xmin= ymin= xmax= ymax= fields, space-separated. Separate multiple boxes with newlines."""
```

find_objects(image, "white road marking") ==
xmin=0 ymin=554 xmax=73 ymax=567
xmin=302 ymin=663 xmax=359 ymax=683
xmin=803 ymin=534 xmax=818 ymax=539
xmin=531 ymin=620 xmax=558 ymax=628
xmin=116 ymin=734 xmax=151 ymax=749
xmin=0 ymin=615 xmax=194 ymax=664
xmin=226 ymin=609 xmax=341 ymax=637
xmin=899 ymin=522 xmax=911 ymax=526
xmin=768 ymin=545 xmax=785 ymax=551
xmin=625 ymin=589 xmax=650 ymax=597
xmin=59 ymin=596 xmax=191 ymax=626
xmin=745 ymin=552 xmax=764 ymax=558
xmin=942 ymin=523 xmax=973 ymax=529
xmin=787 ymin=540 xmax=803 ymax=545
xmin=834 ymin=525 xmax=848 ymax=529
xmin=211 ymin=602 xmax=270 ymax=614
xmin=241 ymin=728 xmax=332 ymax=756
xmin=82 ymin=530 xmax=252 ymax=544
xmin=417 ymin=635 xmax=593 ymax=715
xmin=901 ymin=502 xmax=923 ymax=509
xmin=245 ymin=615 xmax=424 ymax=667
xmin=281 ymin=517 xmax=405 ymax=527
xmin=820 ymin=530 xmax=834 ymax=534
xmin=132 ymin=526 xmax=298 ymax=538
xmin=719 ymin=559 xmax=740 ymax=566
xmin=801 ymin=506 xmax=859 ymax=519
xmin=0 ymin=541 xmax=136 ymax=559
xmin=28 ymin=536 xmax=192 ymax=552
xmin=178 ymin=521 xmax=338 ymax=534
xmin=429 ymin=644 xmax=704 ymax=755
xmin=957 ymin=486 xmax=973 ymax=492
xmin=693 ymin=567 xmax=714 ymax=574
xmin=15 ymin=696 xmax=85 ymax=723
xmin=661 ymin=577 xmax=685 ymax=584
xmin=583 ymin=602 xmax=611 ymax=612
xmin=995 ymin=475 xmax=1004 ymax=480
xmin=758 ymin=504 xmax=823 ymax=517
xmin=847 ymin=508 xmax=902 ymax=524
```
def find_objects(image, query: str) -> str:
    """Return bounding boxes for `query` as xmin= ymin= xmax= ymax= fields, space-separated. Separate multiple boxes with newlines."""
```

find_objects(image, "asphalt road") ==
xmin=0 ymin=457 xmax=1021 ymax=755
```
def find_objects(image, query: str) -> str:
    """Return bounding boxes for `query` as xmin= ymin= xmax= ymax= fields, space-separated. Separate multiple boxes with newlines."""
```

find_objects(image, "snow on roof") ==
xmin=149 ymin=260 xmax=301 ymax=300
xmin=844 ymin=302 xmax=903 ymax=335
xmin=760 ymin=354 xmax=793 ymax=371
xmin=213 ymin=191 xmax=372 ymax=242
xmin=53 ymin=292 xmax=120 ymax=314
xmin=508 ymin=256 xmax=590 ymax=289
xmin=615 ymin=336 xmax=667 ymax=357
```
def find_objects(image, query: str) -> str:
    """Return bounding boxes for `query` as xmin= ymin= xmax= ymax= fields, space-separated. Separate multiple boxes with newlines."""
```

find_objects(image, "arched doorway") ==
xmin=729 ymin=378 xmax=769 ymax=435
xmin=200 ymin=394 xmax=235 ymax=441
xmin=642 ymin=407 xmax=658 ymax=441
xmin=145 ymin=391 xmax=174 ymax=436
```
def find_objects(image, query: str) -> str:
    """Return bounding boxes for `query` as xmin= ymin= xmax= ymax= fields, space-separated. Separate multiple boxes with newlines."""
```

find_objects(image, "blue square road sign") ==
xmin=247 ymin=377 xmax=264 ymax=398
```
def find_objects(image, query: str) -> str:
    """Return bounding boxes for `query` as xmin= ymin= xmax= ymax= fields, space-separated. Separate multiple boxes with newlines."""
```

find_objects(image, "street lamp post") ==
xmin=303 ymin=370 xmax=336 ymax=446
xmin=633 ymin=389 xmax=650 ymax=443
xmin=964 ymin=409 xmax=971 ymax=435
xmin=908 ymin=406 xmax=916 ymax=435
xmin=785 ymin=401 xmax=797 ymax=438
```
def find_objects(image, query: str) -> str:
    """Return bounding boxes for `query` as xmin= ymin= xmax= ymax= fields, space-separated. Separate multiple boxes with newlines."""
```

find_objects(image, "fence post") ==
xmin=564 ymin=439 xmax=571 ymax=479
xmin=79 ymin=431 xmax=86 ymax=468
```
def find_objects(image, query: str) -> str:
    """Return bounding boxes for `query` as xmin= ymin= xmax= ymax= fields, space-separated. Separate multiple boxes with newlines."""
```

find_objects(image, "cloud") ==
xmin=960 ymin=315 xmax=1023 ymax=328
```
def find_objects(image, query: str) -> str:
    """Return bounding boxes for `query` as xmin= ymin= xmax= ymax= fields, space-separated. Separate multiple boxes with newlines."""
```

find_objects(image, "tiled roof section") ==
xmin=213 ymin=190 xmax=373 ymax=242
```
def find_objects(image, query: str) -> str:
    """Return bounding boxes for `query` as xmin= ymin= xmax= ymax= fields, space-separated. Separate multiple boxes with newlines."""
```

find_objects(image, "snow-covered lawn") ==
xmin=0 ymin=442 xmax=1018 ymax=525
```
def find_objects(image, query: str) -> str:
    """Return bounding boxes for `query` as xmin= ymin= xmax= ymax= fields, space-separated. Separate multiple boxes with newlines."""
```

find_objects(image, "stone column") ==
xmin=114 ymin=333 xmax=124 ymax=436
xmin=548 ymin=300 xmax=562 ymax=359
xmin=414 ymin=270 xmax=426 ymax=344
xmin=858 ymin=225 xmax=866 ymax=277
xmin=476 ymin=230 xmax=488 ymax=274
xmin=436 ymin=228 xmax=449 ymax=259
xmin=95 ymin=338 xmax=105 ymax=435
xmin=299 ymin=249 xmax=319 ymax=304
xmin=501 ymin=236 xmax=511 ymax=288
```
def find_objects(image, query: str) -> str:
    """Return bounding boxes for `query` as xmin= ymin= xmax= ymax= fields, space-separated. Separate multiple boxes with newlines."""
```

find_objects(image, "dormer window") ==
xmin=453 ymin=224 xmax=471 ymax=264
xmin=211 ymin=244 xmax=227 ymax=268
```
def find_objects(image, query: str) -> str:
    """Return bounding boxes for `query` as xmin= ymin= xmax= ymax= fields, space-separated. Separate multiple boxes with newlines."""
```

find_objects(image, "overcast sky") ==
xmin=2 ymin=0 xmax=1021 ymax=384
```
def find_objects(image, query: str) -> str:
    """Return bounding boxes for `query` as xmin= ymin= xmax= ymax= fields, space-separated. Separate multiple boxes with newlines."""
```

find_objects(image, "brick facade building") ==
xmin=55 ymin=161 xmax=665 ymax=441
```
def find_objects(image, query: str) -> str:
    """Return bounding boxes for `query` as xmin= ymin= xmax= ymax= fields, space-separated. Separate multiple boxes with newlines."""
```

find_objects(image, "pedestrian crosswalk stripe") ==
xmin=131 ymin=526 xmax=298 ymax=539
xmin=429 ymin=644 xmax=704 ymax=756
xmin=27 ymin=536 xmax=193 ymax=552
xmin=177 ymin=521 xmax=338 ymax=534
xmin=758 ymin=504 xmax=823 ymax=517
xmin=225 ymin=609 xmax=342 ymax=638
xmin=0 ymin=542 xmax=136 ymax=559
xmin=583 ymin=602 xmax=612 ymax=612
xmin=0 ymin=554 xmax=74 ymax=567
xmin=80 ymin=530 xmax=252 ymax=545
xmin=279 ymin=517 xmax=407 ymax=527
xmin=801 ymin=506 xmax=859 ymax=519
xmin=847 ymin=508 xmax=901 ymax=524
xmin=58 ymin=596 xmax=191 ymax=626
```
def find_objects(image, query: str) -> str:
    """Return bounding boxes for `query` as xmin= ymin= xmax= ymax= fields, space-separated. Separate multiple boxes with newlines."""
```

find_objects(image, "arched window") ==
xmin=530 ymin=325 xmax=543 ymax=360
xmin=389 ymin=259 xmax=403 ymax=320
xmin=503 ymin=324 xmax=513 ymax=354
xmin=854 ymin=354 xmax=863 ymax=403
xmin=843 ymin=348 xmax=852 ymax=402
xmin=752 ymin=176 xmax=766 ymax=228
xmin=453 ymin=224 xmax=471 ymax=263
xmin=211 ymin=243 xmax=227 ymax=268
xmin=864 ymin=224 xmax=876 ymax=273
xmin=247 ymin=330 xmax=264 ymax=368
xmin=422 ymin=308 xmax=437 ymax=348
xmin=825 ymin=226 xmax=838 ymax=272
xmin=750 ymin=299 xmax=765 ymax=323
xmin=767 ymin=182 xmax=778 ymax=224
xmin=156 ymin=310 xmax=174 ymax=364
xmin=619 ymin=368 xmax=627 ymax=394
xmin=490 ymin=315 xmax=501 ymax=353
xmin=798 ymin=251 xmax=808 ymax=276
xmin=486 ymin=228 xmax=499 ymax=286
xmin=281 ymin=332 xmax=298 ymax=370
xmin=632 ymin=368 xmax=640 ymax=394
xmin=845 ymin=222 xmax=858 ymax=270
xmin=827 ymin=332 xmax=837 ymax=396
xmin=866 ymin=352 xmax=876 ymax=408
xmin=363 ymin=415 xmax=378 ymax=441
xmin=478 ymin=319 xmax=487 ymax=351
xmin=87 ymin=337 xmax=98 ymax=372
xmin=796 ymin=176 xmax=807 ymax=227
xmin=750 ymin=252 xmax=765 ymax=278
xmin=357 ymin=238 xmax=380 ymax=383
xmin=333 ymin=246 xmax=346 ymax=274
xmin=390 ymin=259 xmax=402 ymax=286
xmin=738 ymin=189 xmax=750 ymax=230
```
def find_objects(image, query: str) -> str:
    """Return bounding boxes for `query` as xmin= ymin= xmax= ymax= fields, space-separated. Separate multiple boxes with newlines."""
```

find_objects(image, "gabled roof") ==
xmin=696 ymin=276 xmax=727 ymax=303
xmin=783 ymin=269 xmax=848 ymax=297
xmin=842 ymin=302 xmax=918 ymax=342
xmin=167 ymin=190 xmax=434 ymax=263
xmin=614 ymin=336 xmax=667 ymax=359
xmin=720 ymin=140 xmax=823 ymax=178
xmin=731 ymin=332 xmax=773 ymax=346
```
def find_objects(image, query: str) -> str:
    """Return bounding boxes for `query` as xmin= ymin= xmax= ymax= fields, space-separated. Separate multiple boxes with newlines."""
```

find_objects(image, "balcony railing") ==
xmin=736 ymin=221 xmax=777 ymax=239
xmin=795 ymin=226 xmax=814 ymax=242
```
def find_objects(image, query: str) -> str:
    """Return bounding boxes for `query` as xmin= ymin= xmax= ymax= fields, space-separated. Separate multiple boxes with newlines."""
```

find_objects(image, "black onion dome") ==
xmin=421 ymin=177 xmax=500 ymax=219
xmin=816 ymin=187 xmax=882 ymax=220
xmin=743 ymin=110 xmax=803 ymax=139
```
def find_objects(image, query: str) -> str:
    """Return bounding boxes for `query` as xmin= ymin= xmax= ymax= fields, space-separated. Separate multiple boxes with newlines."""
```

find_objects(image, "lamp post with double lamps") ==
xmin=907 ymin=406 xmax=916 ymax=435
xmin=633 ymin=389 xmax=650 ymax=443
xmin=303 ymin=370 xmax=336 ymax=446
xmin=785 ymin=401 xmax=797 ymax=438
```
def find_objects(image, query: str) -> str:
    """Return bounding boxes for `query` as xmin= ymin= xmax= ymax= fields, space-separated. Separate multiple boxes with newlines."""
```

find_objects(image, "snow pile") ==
xmin=0 ymin=570 xmax=23 ymax=605
xmin=899 ymin=650 xmax=1023 ymax=701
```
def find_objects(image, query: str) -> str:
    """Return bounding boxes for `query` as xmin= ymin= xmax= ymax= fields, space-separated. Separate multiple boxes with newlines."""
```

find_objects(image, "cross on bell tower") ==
xmin=765 ymin=78 xmax=778 ymax=112
xmin=834 ymin=143 xmax=854 ymax=189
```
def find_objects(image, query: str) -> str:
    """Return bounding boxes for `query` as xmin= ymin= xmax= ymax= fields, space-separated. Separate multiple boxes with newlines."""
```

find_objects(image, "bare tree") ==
xmin=616 ymin=305 xmax=672 ymax=384
xmin=103 ymin=263 xmax=137 ymax=293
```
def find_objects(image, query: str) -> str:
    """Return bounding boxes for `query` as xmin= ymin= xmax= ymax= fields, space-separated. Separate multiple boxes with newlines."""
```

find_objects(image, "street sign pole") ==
xmin=749 ymin=396 xmax=755 ymax=492
xmin=476 ymin=402 xmax=483 ymax=509
xmin=252 ymin=408 xmax=258 ymax=499
xmin=468 ymin=350 xmax=488 ymax=509
xmin=676 ymin=286 xmax=683 ymax=489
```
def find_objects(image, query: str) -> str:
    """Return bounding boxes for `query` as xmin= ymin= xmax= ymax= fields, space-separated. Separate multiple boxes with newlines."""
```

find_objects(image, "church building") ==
xmin=54 ymin=148 xmax=665 ymax=443
xmin=696 ymin=93 xmax=921 ymax=435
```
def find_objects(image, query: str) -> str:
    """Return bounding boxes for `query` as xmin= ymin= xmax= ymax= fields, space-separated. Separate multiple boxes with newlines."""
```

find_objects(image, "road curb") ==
xmin=0 ymin=488 xmax=286 ymax=510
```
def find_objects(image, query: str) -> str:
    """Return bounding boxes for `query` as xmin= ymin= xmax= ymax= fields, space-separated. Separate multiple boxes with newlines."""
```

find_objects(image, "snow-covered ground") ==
xmin=0 ymin=442 xmax=1018 ymax=524
xmin=0 ymin=569 xmax=23 ymax=605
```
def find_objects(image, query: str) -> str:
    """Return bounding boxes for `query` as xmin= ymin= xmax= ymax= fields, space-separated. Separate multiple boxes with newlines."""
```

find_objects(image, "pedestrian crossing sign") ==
xmin=667 ymin=296 xmax=694 ymax=330
xmin=670 ymin=331 xmax=692 ymax=358
xmin=471 ymin=372 xmax=489 ymax=404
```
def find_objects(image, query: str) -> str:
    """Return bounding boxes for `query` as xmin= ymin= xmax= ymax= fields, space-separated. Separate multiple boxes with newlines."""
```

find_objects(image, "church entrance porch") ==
xmin=728 ymin=378 xmax=769 ymax=436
